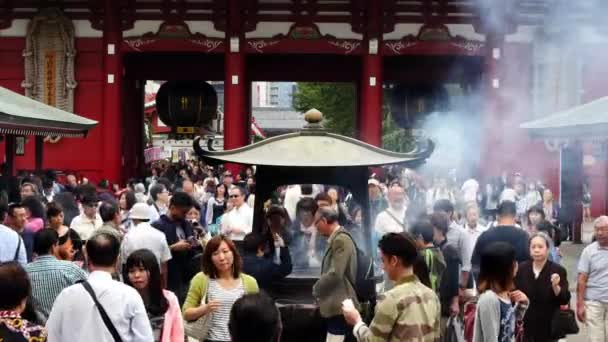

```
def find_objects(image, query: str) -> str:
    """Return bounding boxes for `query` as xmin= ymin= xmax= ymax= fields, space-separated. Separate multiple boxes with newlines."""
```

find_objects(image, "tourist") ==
xmin=222 ymin=170 xmax=234 ymax=188
xmin=97 ymin=201 xmax=125 ymax=241
xmin=151 ymin=191 xmax=195 ymax=302
xmin=0 ymin=261 xmax=47 ymax=340
xmin=312 ymin=208 xmax=358 ymax=342
xmin=205 ymin=183 xmax=227 ymax=226
xmin=6 ymin=202 xmax=34 ymax=262
xmin=20 ymin=182 xmax=39 ymax=201
xmin=46 ymin=233 xmax=154 ymax=341
xmin=290 ymin=197 xmax=321 ymax=268
xmin=134 ymin=183 xmax=148 ymax=203
xmin=368 ymin=178 xmax=388 ymax=226
xmin=536 ymin=220 xmax=562 ymax=264
xmin=25 ymin=229 xmax=87 ymax=319
xmin=46 ymin=202 xmax=83 ymax=261
xmin=242 ymin=232 xmax=292 ymax=289
xmin=148 ymin=183 xmax=170 ymax=222
xmin=22 ymin=196 xmax=46 ymax=233
xmin=433 ymin=199 xmax=471 ymax=291
xmin=515 ymin=232 xmax=570 ymax=341
xmin=576 ymin=216 xmax=608 ymax=341
xmin=125 ymin=249 xmax=184 ymax=342
xmin=525 ymin=182 xmax=542 ymax=211
xmin=51 ymin=192 xmax=80 ymax=227
xmin=229 ymin=293 xmax=282 ymax=342
xmin=426 ymin=177 xmax=455 ymax=212
xmin=473 ymin=242 xmax=529 ymax=342
xmin=0 ymin=202 xmax=27 ymax=265
xmin=186 ymin=201 xmax=205 ymax=240
xmin=410 ymin=219 xmax=446 ymax=294
xmin=69 ymin=195 xmax=102 ymax=241
xmin=121 ymin=203 xmax=172 ymax=286
xmin=342 ymin=232 xmax=440 ymax=341
xmin=374 ymin=183 xmax=408 ymax=235
xmin=542 ymin=189 xmax=559 ymax=225
xmin=429 ymin=212 xmax=461 ymax=331
xmin=262 ymin=205 xmax=292 ymax=259
xmin=183 ymin=235 xmax=259 ymax=342
xmin=181 ymin=179 xmax=197 ymax=202
xmin=526 ymin=205 xmax=546 ymax=232
xmin=480 ymin=179 xmax=500 ymax=222
xmin=246 ymin=177 xmax=256 ymax=208
xmin=221 ymin=186 xmax=253 ymax=241
xmin=118 ymin=190 xmax=137 ymax=231
xmin=462 ymin=203 xmax=486 ymax=288
xmin=472 ymin=201 xmax=530 ymax=276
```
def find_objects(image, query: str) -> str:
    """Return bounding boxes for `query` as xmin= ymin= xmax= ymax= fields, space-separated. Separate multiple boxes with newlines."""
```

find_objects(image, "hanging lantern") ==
xmin=155 ymin=81 xmax=218 ymax=128
xmin=389 ymin=84 xmax=449 ymax=129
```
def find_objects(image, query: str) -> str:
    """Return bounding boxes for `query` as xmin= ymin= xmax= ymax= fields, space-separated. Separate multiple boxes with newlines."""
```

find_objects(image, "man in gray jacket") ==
xmin=313 ymin=207 xmax=359 ymax=342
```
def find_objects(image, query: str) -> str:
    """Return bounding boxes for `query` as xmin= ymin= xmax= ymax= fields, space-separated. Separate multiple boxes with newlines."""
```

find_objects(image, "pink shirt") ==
xmin=162 ymin=290 xmax=184 ymax=342
xmin=26 ymin=218 xmax=45 ymax=233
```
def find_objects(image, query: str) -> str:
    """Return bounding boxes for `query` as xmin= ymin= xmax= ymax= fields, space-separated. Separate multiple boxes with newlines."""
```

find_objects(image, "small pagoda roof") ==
xmin=520 ymin=96 xmax=608 ymax=139
xmin=0 ymin=86 xmax=98 ymax=137
xmin=194 ymin=109 xmax=434 ymax=167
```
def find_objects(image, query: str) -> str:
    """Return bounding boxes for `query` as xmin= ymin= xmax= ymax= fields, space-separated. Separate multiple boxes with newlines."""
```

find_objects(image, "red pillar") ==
xmin=223 ymin=0 xmax=248 ymax=174
xmin=479 ymin=31 xmax=505 ymax=179
xmin=103 ymin=0 xmax=123 ymax=183
xmin=358 ymin=1 xmax=383 ymax=146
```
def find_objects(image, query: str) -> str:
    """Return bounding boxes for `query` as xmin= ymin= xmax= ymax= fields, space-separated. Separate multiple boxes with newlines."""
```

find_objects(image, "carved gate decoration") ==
xmin=22 ymin=8 xmax=77 ymax=143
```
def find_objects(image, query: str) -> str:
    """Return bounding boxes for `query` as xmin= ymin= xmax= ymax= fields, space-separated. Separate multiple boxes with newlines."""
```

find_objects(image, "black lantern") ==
xmin=155 ymin=81 xmax=218 ymax=129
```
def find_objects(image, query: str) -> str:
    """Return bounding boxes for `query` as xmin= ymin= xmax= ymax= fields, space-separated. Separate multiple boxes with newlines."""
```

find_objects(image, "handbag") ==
xmin=550 ymin=307 xmax=579 ymax=339
xmin=446 ymin=316 xmax=465 ymax=342
xmin=184 ymin=282 xmax=213 ymax=341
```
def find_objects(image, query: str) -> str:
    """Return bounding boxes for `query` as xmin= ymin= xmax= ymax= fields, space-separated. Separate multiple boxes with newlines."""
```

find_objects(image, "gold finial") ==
xmin=304 ymin=108 xmax=323 ymax=124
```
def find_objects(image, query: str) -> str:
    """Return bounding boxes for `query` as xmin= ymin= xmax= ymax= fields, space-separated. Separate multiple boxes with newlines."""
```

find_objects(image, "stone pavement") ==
xmin=560 ymin=219 xmax=594 ymax=341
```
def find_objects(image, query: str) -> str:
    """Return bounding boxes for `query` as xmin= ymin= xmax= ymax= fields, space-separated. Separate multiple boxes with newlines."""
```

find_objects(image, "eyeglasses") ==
xmin=229 ymin=194 xmax=240 ymax=198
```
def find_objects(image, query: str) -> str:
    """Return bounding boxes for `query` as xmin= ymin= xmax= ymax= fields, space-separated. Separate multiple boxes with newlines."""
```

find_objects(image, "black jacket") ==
xmin=515 ymin=260 xmax=570 ymax=341
xmin=242 ymin=247 xmax=293 ymax=289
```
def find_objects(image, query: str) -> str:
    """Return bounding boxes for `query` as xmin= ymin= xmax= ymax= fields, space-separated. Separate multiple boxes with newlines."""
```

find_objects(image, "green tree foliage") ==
xmin=293 ymin=82 xmax=415 ymax=151
xmin=293 ymin=82 xmax=356 ymax=137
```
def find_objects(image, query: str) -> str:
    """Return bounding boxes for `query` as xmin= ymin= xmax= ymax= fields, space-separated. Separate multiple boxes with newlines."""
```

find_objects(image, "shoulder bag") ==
xmin=184 ymin=277 xmax=213 ymax=341
xmin=13 ymin=236 xmax=22 ymax=261
xmin=81 ymin=281 xmax=123 ymax=342
xmin=550 ymin=306 xmax=579 ymax=339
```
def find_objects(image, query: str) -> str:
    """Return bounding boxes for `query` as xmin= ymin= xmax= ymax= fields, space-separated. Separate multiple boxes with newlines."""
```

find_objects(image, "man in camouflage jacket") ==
xmin=343 ymin=232 xmax=441 ymax=342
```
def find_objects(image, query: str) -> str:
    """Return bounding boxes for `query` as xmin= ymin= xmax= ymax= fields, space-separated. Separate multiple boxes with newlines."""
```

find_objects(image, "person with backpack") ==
xmin=410 ymin=219 xmax=446 ymax=295
xmin=342 ymin=232 xmax=441 ymax=341
xmin=312 ymin=207 xmax=359 ymax=342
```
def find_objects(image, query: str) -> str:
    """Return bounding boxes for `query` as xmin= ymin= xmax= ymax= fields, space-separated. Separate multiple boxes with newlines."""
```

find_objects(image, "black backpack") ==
xmin=338 ymin=231 xmax=376 ymax=303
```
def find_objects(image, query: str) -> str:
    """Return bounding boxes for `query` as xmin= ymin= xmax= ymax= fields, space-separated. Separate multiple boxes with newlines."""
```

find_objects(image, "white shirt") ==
xmin=374 ymin=206 xmax=407 ymax=236
xmin=120 ymin=222 xmax=172 ymax=265
xmin=148 ymin=202 xmax=167 ymax=223
xmin=461 ymin=179 xmax=479 ymax=203
xmin=221 ymin=203 xmax=253 ymax=241
xmin=70 ymin=214 xmax=103 ymax=240
xmin=500 ymin=188 xmax=518 ymax=203
xmin=463 ymin=222 xmax=487 ymax=272
xmin=46 ymin=271 xmax=154 ymax=342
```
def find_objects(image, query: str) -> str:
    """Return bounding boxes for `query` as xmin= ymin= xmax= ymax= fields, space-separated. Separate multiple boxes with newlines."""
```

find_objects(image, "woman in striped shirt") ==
xmin=183 ymin=235 xmax=259 ymax=342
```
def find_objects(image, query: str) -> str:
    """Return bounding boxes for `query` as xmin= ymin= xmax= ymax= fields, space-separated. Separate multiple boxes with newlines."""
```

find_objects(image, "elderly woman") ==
xmin=0 ymin=262 xmax=47 ymax=340
xmin=515 ymin=232 xmax=570 ymax=341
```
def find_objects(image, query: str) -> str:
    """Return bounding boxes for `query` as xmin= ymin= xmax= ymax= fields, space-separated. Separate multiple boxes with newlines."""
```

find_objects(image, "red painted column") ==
xmin=479 ymin=31 xmax=505 ymax=179
xmin=103 ymin=0 xmax=123 ymax=183
xmin=223 ymin=45 xmax=247 ymax=150
xmin=359 ymin=52 xmax=383 ymax=146
xmin=358 ymin=1 xmax=383 ymax=146
xmin=223 ymin=0 xmax=248 ymax=174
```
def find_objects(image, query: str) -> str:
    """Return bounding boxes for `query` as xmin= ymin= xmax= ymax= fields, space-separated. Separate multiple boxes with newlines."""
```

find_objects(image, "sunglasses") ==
xmin=229 ymin=194 xmax=240 ymax=198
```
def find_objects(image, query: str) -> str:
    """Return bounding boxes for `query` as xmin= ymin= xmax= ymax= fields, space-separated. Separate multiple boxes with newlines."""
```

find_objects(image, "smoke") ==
xmin=408 ymin=0 xmax=608 ymax=185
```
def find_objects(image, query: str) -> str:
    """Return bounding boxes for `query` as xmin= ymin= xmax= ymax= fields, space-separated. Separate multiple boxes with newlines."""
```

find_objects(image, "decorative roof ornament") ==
xmin=302 ymin=108 xmax=324 ymax=131
xmin=193 ymin=109 xmax=434 ymax=168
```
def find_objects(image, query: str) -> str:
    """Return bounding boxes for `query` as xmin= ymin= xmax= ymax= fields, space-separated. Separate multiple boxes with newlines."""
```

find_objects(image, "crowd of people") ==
xmin=0 ymin=161 xmax=606 ymax=342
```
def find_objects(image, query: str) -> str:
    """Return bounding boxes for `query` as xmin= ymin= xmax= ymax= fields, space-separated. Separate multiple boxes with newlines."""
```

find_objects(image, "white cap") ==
xmin=130 ymin=203 xmax=151 ymax=220
xmin=368 ymin=178 xmax=380 ymax=187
